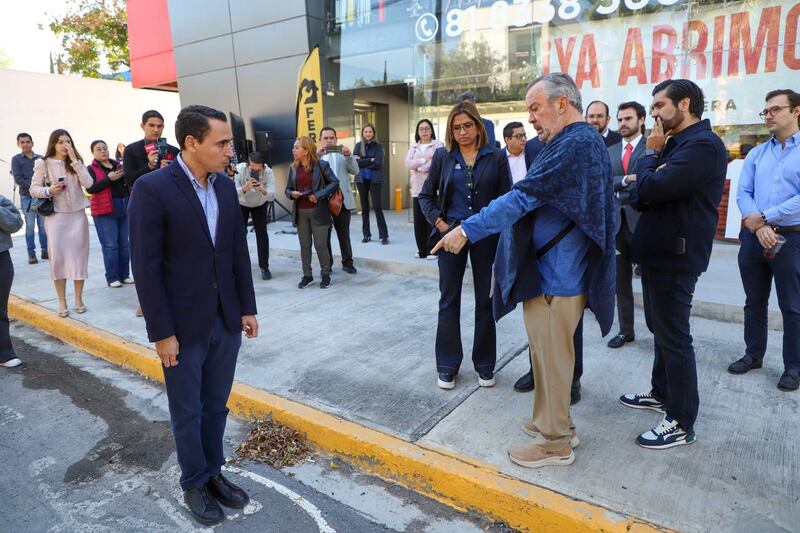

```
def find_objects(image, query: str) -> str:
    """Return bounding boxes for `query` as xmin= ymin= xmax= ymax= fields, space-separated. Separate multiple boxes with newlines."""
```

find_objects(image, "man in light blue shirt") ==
xmin=176 ymin=153 xmax=219 ymax=246
xmin=732 ymin=89 xmax=800 ymax=391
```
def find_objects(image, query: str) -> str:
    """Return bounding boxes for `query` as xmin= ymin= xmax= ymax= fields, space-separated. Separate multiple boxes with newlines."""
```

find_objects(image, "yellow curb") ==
xmin=10 ymin=294 xmax=669 ymax=533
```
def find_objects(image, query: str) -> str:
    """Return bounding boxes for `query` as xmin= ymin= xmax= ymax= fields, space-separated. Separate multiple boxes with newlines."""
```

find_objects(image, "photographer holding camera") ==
xmin=234 ymin=152 xmax=275 ymax=280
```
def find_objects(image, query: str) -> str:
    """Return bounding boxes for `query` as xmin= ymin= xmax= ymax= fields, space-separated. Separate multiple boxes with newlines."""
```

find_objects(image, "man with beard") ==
xmin=619 ymin=80 xmax=727 ymax=449
xmin=606 ymin=102 xmax=647 ymax=349
xmin=586 ymin=100 xmax=622 ymax=147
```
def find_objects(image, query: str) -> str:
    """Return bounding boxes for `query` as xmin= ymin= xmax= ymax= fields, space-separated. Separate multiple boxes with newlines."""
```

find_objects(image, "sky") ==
xmin=0 ymin=0 xmax=68 ymax=73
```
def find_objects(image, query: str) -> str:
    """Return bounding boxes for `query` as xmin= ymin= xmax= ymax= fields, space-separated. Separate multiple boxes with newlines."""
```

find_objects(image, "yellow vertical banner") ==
xmin=295 ymin=46 xmax=324 ymax=143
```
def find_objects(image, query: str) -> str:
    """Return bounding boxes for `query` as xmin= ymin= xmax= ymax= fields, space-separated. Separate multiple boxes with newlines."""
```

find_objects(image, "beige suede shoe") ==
xmin=508 ymin=442 xmax=574 ymax=468
xmin=521 ymin=418 xmax=580 ymax=448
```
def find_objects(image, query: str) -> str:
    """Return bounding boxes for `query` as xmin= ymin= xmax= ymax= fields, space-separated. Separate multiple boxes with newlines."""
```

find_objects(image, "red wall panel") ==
xmin=127 ymin=0 xmax=177 ymax=88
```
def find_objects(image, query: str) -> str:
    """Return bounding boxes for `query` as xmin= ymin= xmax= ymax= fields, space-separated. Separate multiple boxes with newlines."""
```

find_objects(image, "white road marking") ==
xmin=224 ymin=465 xmax=337 ymax=533
xmin=0 ymin=404 xmax=24 ymax=425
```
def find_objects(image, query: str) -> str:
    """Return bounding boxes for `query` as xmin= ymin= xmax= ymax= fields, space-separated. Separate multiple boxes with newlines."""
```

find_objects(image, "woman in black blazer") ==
xmin=354 ymin=124 xmax=389 ymax=244
xmin=418 ymin=101 xmax=511 ymax=390
xmin=286 ymin=136 xmax=339 ymax=289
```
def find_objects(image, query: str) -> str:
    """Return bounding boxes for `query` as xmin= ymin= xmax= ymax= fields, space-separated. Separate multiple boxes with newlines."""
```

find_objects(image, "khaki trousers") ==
xmin=522 ymin=294 xmax=588 ymax=451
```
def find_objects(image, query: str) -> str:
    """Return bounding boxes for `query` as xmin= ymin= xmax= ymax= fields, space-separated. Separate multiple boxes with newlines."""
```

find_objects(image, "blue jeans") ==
xmin=93 ymin=198 xmax=130 ymax=284
xmin=163 ymin=311 xmax=242 ymax=490
xmin=19 ymin=195 xmax=47 ymax=254
xmin=738 ymin=229 xmax=800 ymax=372
xmin=641 ymin=267 xmax=700 ymax=433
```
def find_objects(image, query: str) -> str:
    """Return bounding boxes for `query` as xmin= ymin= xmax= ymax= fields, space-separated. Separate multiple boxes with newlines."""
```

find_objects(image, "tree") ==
xmin=47 ymin=0 xmax=128 ymax=79
xmin=433 ymin=36 xmax=506 ymax=104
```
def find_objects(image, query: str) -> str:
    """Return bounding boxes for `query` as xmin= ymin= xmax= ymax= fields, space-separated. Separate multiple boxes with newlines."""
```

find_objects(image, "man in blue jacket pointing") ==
xmin=434 ymin=73 xmax=616 ymax=469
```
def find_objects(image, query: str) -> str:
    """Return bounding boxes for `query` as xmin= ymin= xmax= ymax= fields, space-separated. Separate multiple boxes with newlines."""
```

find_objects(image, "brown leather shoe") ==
xmin=521 ymin=419 xmax=579 ymax=448
xmin=508 ymin=442 xmax=574 ymax=468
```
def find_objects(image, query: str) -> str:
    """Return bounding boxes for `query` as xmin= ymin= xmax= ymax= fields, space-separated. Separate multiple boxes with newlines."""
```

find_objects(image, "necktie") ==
xmin=622 ymin=142 xmax=633 ymax=174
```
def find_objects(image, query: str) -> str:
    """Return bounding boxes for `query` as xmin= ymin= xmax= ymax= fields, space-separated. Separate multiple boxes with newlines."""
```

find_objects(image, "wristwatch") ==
xmin=760 ymin=212 xmax=767 ymax=223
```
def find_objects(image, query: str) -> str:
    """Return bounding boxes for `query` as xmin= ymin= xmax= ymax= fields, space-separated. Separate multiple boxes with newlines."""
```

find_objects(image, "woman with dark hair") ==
xmin=86 ymin=140 xmax=132 ymax=288
xmin=285 ymin=136 xmax=340 ymax=289
xmin=418 ymin=101 xmax=511 ymax=390
xmin=405 ymin=119 xmax=444 ymax=259
xmin=115 ymin=143 xmax=126 ymax=161
xmin=354 ymin=123 xmax=388 ymax=244
xmin=30 ymin=129 xmax=93 ymax=317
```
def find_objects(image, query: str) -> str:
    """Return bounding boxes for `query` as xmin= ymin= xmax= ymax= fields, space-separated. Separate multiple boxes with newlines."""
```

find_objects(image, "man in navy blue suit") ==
xmin=620 ymin=80 xmax=726 ymax=450
xmin=129 ymin=105 xmax=258 ymax=525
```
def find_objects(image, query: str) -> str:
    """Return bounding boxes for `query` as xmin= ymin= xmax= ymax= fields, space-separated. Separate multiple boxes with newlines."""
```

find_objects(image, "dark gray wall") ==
xmin=167 ymin=0 xmax=311 ymax=167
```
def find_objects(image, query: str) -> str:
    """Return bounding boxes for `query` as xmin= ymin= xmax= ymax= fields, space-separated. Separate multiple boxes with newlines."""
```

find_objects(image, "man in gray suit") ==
xmin=607 ymin=101 xmax=647 ymax=349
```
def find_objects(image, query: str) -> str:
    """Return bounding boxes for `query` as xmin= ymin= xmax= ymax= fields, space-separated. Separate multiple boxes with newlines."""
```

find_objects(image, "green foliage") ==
xmin=48 ymin=0 xmax=128 ymax=79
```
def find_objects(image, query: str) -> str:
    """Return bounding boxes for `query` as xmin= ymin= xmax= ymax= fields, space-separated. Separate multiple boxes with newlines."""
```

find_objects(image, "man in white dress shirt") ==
xmin=502 ymin=121 xmax=528 ymax=184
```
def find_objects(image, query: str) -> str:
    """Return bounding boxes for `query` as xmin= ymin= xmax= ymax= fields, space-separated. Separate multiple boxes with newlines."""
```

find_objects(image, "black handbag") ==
xmin=29 ymin=163 xmax=54 ymax=216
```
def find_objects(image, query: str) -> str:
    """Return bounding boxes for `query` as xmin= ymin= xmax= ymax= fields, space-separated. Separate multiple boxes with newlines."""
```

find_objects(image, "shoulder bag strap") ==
xmin=536 ymin=220 xmax=576 ymax=260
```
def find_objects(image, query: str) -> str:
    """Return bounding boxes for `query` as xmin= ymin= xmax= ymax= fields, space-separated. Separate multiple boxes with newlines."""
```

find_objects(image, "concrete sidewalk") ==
xmin=8 ymin=212 xmax=796 ymax=532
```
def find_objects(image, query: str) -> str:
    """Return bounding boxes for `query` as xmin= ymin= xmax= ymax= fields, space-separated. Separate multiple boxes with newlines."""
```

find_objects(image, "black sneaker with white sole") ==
xmin=478 ymin=371 xmax=495 ymax=387
xmin=637 ymin=415 xmax=696 ymax=449
xmin=619 ymin=391 xmax=665 ymax=413
xmin=437 ymin=373 xmax=455 ymax=390
xmin=297 ymin=276 xmax=313 ymax=289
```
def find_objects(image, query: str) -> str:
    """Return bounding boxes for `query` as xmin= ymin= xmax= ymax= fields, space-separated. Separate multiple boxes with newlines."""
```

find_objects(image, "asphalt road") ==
xmin=0 ymin=321 xmax=512 ymax=533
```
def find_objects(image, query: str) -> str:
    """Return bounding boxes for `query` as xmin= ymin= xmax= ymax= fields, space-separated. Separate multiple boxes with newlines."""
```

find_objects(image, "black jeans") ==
xmin=357 ymin=182 xmax=388 ymax=240
xmin=435 ymin=235 xmax=498 ymax=374
xmin=240 ymin=204 xmax=269 ymax=270
xmin=0 ymin=251 xmax=16 ymax=362
xmin=738 ymin=229 xmax=800 ymax=372
xmin=327 ymin=208 xmax=354 ymax=268
xmin=641 ymin=266 xmax=700 ymax=433
xmin=412 ymin=197 xmax=432 ymax=257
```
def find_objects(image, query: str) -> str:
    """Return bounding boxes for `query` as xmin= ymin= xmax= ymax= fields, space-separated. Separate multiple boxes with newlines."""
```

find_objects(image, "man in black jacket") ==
xmin=123 ymin=110 xmax=180 ymax=190
xmin=619 ymin=79 xmax=727 ymax=450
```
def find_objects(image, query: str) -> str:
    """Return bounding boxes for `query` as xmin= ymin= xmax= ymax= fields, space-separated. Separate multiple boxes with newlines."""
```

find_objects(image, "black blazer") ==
xmin=609 ymin=137 xmax=646 ymax=234
xmin=603 ymin=130 xmax=623 ymax=147
xmin=285 ymin=159 xmax=340 ymax=226
xmin=354 ymin=140 xmax=384 ymax=184
xmin=630 ymin=119 xmax=727 ymax=273
xmin=418 ymin=145 xmax=511 ymax=231
xmin=123 ymin=138 xmax=180 ymax=190
xmin=128 ymin=158 xmax=257 ymax=344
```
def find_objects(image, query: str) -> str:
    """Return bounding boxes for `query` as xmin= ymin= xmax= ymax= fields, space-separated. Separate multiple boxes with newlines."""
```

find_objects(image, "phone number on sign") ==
xmin=442 ymin=0 xmax=682 ymax=37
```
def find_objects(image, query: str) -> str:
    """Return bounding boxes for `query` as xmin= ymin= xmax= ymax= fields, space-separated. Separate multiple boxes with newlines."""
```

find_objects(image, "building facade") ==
xmin=129 ymin=0 xmax=799 ymax=209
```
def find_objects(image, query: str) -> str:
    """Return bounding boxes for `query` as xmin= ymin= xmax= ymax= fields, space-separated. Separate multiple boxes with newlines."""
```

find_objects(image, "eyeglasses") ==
xmin=510 ymin=133 xmax=527 ymax=140
xmin=451 ymin=122 xmax=476 ymax=133
xmin=418 ymin=126 xmax=432 ymax=131
xmin=758 ymin=106 xmax=792 ymax=119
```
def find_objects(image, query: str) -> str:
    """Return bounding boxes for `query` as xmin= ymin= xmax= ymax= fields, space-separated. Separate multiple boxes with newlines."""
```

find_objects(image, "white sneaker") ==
xmin=426 ymin=254 xmax=437 ymax=261
xmin=437 ymin=373 xmax=456 ymax=390
xmin=1 ymin=357 xmax=22 ymax=368
xmin=108 ymin=281 xmax=122 ymax=288
xmin=414 ymin=252 xmax=421 ymax=259
xmin=122 ymin=277 xmax=135 ymax=284
xmin=478 ymin=372 xmax=496 ymax=387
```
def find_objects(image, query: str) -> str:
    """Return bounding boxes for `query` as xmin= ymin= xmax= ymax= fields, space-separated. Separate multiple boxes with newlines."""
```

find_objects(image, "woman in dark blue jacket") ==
xmin=418 ymin=101 xmax=511 ymax=390
xmin=354 ymin=124 xmax=388 ymax=244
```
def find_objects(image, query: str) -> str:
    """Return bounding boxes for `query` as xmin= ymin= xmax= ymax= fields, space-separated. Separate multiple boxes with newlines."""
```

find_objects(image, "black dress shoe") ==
xmin=571 ymin=380 xmax=581 ymax=405
xmin=41 ymin=250 xmax=48 ymax=260
xmin=28 ymin=253 xmax=38 ymax=265
xmin=381 ymin=238 xmax=389 ymax=245
xmin=261 ymin=268 xmax=272 ymax=280
xmin=343 ymin=265 xmax=357 ymax=274
xmin=183 ymin=486 xmax=224 ymax=525
xmin=207 ymin=474 xmax=249 ymax=509
xmin=513 ymin=370 xmax=534 ymax=392
xmin=362 ymin=236 xmax=371 ymax=243
xmin=728 ymin=355 xmax=763 ymax=374
xmin=607 ymin=333 xmax=634 ymax=349
xmin=778 ymin=370 xmax=799 ymax=391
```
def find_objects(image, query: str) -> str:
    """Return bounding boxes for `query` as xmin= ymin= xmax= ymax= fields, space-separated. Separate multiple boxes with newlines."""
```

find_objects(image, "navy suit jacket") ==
xmin=524 ymin=137 xmax=545 ymax=168
xmin=128 ymin=159 xmax=257 ymax=344
xmin=630 ymin=119 xmax=726 ymax=273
